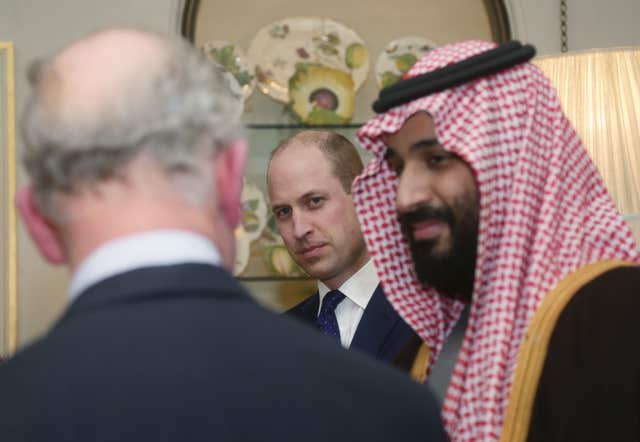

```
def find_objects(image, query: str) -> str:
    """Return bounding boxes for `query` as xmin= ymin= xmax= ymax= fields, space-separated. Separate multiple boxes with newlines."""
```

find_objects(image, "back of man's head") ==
xmin=17 ymin=28 xmax=247 ymax=269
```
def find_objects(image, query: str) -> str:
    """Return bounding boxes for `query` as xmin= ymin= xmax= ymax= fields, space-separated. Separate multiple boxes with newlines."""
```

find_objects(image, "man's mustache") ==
xmin=398 ymin=205 xmax=454 ymax=236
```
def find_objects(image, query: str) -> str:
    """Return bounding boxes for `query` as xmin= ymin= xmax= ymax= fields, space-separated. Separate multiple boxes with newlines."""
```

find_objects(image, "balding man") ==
xmin=0 ymin=28 xmax=445 ymax=442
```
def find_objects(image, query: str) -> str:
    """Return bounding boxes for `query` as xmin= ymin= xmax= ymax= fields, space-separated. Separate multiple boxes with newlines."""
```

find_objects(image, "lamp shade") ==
xmin=534 ymin=47 xmax=640 ymax=242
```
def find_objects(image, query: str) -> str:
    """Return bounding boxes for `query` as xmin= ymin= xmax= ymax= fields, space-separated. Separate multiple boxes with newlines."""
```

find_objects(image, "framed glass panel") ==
xmin=0 ymin=41 xmax=17 ymax=356
xmin=180 ymin=1 xmax=511 ymax=280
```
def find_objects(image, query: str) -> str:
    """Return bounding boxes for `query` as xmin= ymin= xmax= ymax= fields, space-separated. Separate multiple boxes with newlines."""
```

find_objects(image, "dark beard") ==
xmin=399 ymin=198 xmax=478 ymax=302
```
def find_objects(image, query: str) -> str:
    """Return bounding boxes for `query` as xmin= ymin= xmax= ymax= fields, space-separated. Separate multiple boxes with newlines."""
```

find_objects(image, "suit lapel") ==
xmin=287 ymin=293 xmax=320 ymax=325
xmin=350 ymin=284 xmax=400 ymax=357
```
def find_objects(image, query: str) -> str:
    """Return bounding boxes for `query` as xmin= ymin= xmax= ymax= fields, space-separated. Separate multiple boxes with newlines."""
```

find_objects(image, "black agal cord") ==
xmin=372 ymin=41 xmax=536 ymax=113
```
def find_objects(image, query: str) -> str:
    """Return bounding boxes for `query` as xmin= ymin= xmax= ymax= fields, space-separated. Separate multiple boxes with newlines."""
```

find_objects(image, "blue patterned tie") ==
xmin=317 ymin=290 xmax=346 ymax=343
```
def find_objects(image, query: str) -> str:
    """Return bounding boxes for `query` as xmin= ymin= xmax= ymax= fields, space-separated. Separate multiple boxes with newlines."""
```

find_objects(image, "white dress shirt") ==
xmin=317 ymin=259 xmax=379 ymax=349
xmin=68 ymin=229 xmax=222 ymax=301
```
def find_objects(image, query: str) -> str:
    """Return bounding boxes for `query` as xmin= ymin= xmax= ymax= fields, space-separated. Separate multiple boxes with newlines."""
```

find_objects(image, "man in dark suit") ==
xmin=267 ymin=131 xmax=426 ymax=378
xmin=0 ymin=28 xmax=446 ymax=441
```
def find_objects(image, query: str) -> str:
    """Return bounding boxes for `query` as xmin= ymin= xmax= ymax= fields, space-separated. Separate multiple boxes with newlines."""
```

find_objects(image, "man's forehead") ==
xmin=382 ymin=113 xmax=438 ymax=151
xmin=271 ymin=142 xmax=335 ymax=178
xmin=274 ymin=141 xmax=320 ymax=160
xmin=269 ymin=145 xmax=338 ymax=195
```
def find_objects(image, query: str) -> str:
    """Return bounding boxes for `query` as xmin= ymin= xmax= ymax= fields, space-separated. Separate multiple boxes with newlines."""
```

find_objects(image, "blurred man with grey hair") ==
xmin=0 ymin=28 xmax=445 ymax=442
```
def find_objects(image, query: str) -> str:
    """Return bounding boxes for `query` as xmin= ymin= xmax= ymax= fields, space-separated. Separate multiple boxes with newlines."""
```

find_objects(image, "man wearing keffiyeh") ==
xmin=352 ymin=40 xmax=640 ymax=442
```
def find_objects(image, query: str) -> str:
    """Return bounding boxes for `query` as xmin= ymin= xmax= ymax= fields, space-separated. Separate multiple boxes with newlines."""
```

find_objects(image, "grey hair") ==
xmin=21 ymin=30 xmax=244 ymax=222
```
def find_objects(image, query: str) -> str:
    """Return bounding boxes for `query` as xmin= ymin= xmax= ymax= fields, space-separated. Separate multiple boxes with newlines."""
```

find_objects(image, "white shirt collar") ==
xmin=68 ymin=229 xmax=222 ymax=301
xmin=318 ymin=259 xmax=379 ymax=309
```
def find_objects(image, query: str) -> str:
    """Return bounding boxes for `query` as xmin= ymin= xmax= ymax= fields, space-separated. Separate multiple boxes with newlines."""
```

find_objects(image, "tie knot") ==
xmin=320 ymin=290 xmax=346 ymax=315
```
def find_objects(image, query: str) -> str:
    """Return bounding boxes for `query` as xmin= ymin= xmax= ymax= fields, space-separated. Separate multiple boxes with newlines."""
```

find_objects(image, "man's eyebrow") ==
xmin=270 ymin=190 xmax=325 ymax=212
xmin=410 ymin=138 xmax=440 ymax=151
xmin=270 ymin=203 xmax=288 ymax=213
xmin=299 ymin=190 xmax=325 ymax=201
xmin=384 ymin=138 xmax=441 ymax=159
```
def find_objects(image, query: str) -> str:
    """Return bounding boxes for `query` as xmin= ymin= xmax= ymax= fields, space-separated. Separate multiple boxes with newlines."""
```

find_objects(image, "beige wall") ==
xmin=0 ymin=41 xmax=15 ymax=356
xmin=507 ymin=0 xmax=640 ymax=54
xmin=1 ymin=0 xmax=639 ymax=355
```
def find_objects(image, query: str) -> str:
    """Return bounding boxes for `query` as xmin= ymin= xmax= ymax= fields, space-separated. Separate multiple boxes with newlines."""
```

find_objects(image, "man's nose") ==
xmin=292 ymin=211 xmax=313 ymax=239
xmin=396 ymin=166 xmax=434 ymax=215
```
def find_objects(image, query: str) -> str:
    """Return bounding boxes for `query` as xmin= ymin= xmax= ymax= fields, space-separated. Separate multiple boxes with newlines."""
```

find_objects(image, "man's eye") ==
xmin=274 ymin=207 xmax=290 ymax=219
xmin=308 ymin=197 xmax=324 ymax=208
xmin=386 ymin=157 xmax=403 ymax=175
xmin=427 ymin=152 xmax=452 ymax=166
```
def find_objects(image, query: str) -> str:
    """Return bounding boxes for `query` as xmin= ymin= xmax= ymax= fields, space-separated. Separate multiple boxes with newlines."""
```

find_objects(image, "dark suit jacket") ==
xmin=288 ymin=284 xmax=423 ymax=373
xmin=0 ymin=263 xmax=445 ymax=442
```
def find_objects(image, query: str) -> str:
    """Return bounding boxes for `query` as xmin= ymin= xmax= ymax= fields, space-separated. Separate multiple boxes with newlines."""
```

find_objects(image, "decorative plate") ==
xmin=260 ymin=213 xmax=306 ymax=277
xmin=233 ymin=226 xmax=250 ymax=276
xmin=233 ymin=178 xmax=268 ymax=276
xmin=375 ymin=36 xmax=437 ymax=89
xmin=202 ymin=40 xmax=256 ymax=101
xmin=240 ymin=178 xmax=268 ymax=242
xmin=248 ymin=17 xmax=369 ymax=103
xmin=288 ymin=63 xmax=355 ymax=124
xmin=265 ymin=243 xmax=306 ymax=277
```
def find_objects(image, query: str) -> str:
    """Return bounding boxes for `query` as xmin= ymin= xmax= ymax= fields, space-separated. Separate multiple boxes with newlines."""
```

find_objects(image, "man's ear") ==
xmin=214 ymin=139 xmax=248 ymax=229
xmin=15 ymin=186 xmax=65 ymax=264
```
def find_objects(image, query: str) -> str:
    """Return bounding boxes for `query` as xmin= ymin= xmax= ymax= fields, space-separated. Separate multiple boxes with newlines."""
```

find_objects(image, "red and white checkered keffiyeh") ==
xmin=352 ymin=40 xmax=639 ymax=441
